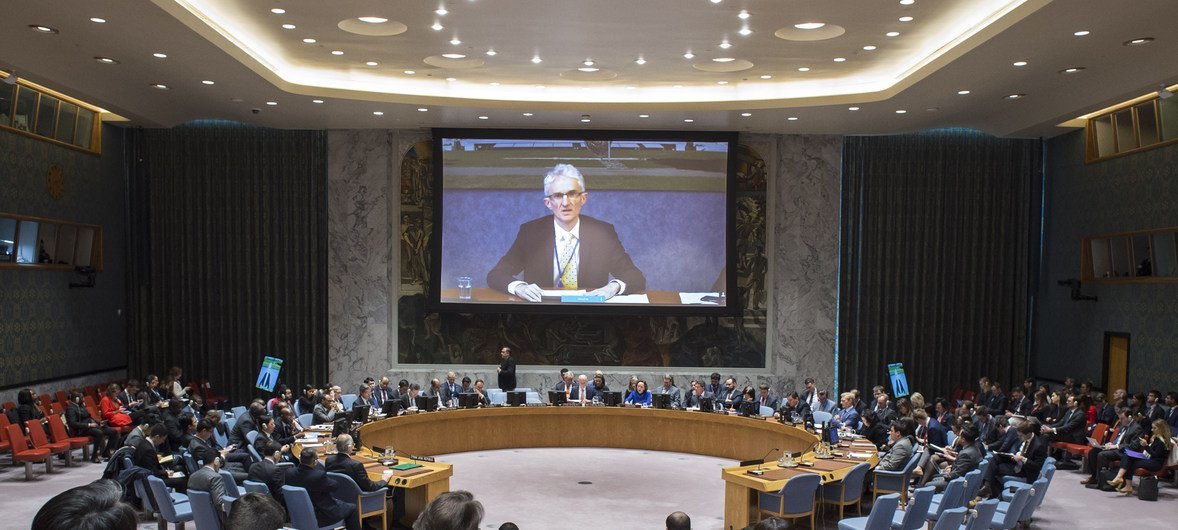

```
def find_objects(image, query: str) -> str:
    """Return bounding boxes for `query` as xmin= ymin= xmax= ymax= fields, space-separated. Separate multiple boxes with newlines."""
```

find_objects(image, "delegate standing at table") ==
xmin=485 ymin=163 xmax=646 ymax=302
xmin=497 ymin=347 xmax=516 ymax=391
xmin=625 ymin=380 xmax=652 ymax=406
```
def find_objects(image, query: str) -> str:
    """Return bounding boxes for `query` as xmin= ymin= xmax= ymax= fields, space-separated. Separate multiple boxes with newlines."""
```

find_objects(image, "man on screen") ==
xmin=487 ymin=164 xmax=646 ymax=302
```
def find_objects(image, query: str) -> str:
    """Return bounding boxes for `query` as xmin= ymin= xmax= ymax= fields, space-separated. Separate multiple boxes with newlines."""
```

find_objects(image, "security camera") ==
xmin=251 ymin=108 xmax=261 ymax=114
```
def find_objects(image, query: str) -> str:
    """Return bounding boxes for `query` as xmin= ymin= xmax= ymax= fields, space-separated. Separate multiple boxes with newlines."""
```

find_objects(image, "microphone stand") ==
xmin=750 ymin=447 xmax=780 ymax=475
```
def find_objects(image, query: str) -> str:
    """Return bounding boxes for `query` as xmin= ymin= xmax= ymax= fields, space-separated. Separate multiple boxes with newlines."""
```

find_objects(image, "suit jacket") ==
xmin=925 ymin=418 xmax=948 ymax=448
xmin=990 ymin=428 xmax=1019 ymax=453
xmin=1167 ymin=406 xmax=1178 ymax=431
xmin=285 ymin=463 xmax=355 ymax=526
xmin=440 ymin=382 xmax=464 ymax=404
xmin=312 ymin=404 xmax=337 ymax=425
xmin=247 ymin=458 xmax=287 ymax=503
xmin=498 ymin=356 xmax=517 ymax=390
xmin=486 ymin=215 xmax=646 ymax=292
xmin=777 ymin=401 xmax=812 ymax=423
xmin=1145 ymin=403 xmax=1166 ymax=422
xmin=755 ymin=393 xmax=779 ymax=411
xmin=943 ymin=442 xmax=983 ymax=481
xmin=569 ymin=384 xmax=601 ymax=402
xmin=133 ymin=438 xmax=170 ymax=480
xmin=326 ymin=453 xmax=387 ymax=491
xmin=835 ymin=407 xmax=860 ymax=430
xmin=189 ymin=436 xmax=220 ymax=466
xmin=684 ymin=391 xmax=715 ymax=409
xmin=1049 ymin=408 xmax=1087 ymax=443
xmin=655 ymin=385 xmax=683 ymax=408
xmin=1008 ymin=397 xmax=1032 ymax=416
xmin=188 ymin=466 xmax=228 ymax=516
xmin=813 ymin=399 xmax=838 ymax=414
xmin=373 ymin=385 xmax=396 ymax=406
xmin=552 ymin=381 xmax=575 ymax=395
xmin=1014 ymin=435 xmax=1048 ymax=481
xmin=877 ymin=436 xmax=914 ymax=471
xmin=717 ymin=388 xmax=742 ymax=406
xmin=984 ymin=393 xmax=1008 ymax=414
xmin=228 ymin=415 xmax=256 ymax=447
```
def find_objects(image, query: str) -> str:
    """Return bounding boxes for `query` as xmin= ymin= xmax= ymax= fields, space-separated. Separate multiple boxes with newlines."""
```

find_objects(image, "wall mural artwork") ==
xmin=397 ymin=143 xmax=769 ymax=368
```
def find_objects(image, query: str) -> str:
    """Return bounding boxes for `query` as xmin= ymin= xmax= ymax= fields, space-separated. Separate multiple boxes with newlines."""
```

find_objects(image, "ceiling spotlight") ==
xmin=331 ymin=50 xmax=344 ymax=56
xmin=373 ymin=111 xmax=384 ymax=115
xmin=863 ymin=45 xmax=877 ymax=51
xmin=1059 ymin=66 xmax=1085 ymax=74
xmin=266 ymin=101 xmax=278 ymax=105
xmin=741 ymin=112 xmax=752 ymax=117
xmin=478 ymin=116 xmax=489 ymax=120
xmin=201 ymin=80 xmax=214 ymax=85
xmin=523 ymin=112 xmax=534 ymax=116
xmin=153 ymin=52 xmax=167 ymax=58
xmin=1006 ymin=93 xmax=1025 ymax=99
xmin=445 ymin=77 xmax=457 ymax=81
xmin=639 ymin=114 xmax=650 ymax=118
xmin=418 ymin=108 xmax=428 ymax=112
xmin=404 ymin=70 xmax=416 ymax=74
xmin=583 ymin=59 xmax=594 ymax=66
xmin=900 ymin=0 xmax=915 ymax=4
xmin=271 ymin=8 xmax=286 ymax=14
xmin=1158 ymin=84 xmax=1174 ymax=100
xmin=580 ymin=115 xmax=591 ymax=123
xmin=684 ymin=118 xmax=694 ymax=122
xmin=957 ymin=89 xmax=971 ymax=95
xmin=738 ymin=10 xmax=750 ymax=20
xmin=635 ymin=57 xmax=646 ymax=65
xmin=358 ymin=16 xmax=388 ymax=24
xmin=282 ymin=24 xmax=296 ymax=30
xmin=150 ymin=83 xmax=168 ymax=90
xmin=787 ymin=116 xmax=799 ymax=121
xmin=760 ymin=75 xmax=772 ymax=79
xmin=1012 ymin=61 xmax=1027 ymax=66
xmin=94 ymin=56 xmax=119 ymax=64
xmin=713 ymin=57 xmax=735 ymax=63
xmin=794 ymin=22 xmax=826 ymax=30
xmin=1124 ymin=37 xmax=1154 ymax=46
xmin=442 ymin=53 xmax=466 ymax=59
xmin=366 ymin=61 xmax=378 ymax=66
xmin=848 ymin=106 xmax=860 ymax=111
xmin=899 ymin=16 xmax=914 ymax=22
xmin=531 ymin=56 xmax=542 ymax=64
xmin=435 ymin=7 xmax=448 ymax=15
xmin=833 ymin=57 xmax=846 ymax=62
xmin=710 ymin=0 xmax=722 ymax=4
xmin=30 ymin=25 xmax=59 ymax=34
xmin=578 ymin=67 xmax=599 ymax=72
xmin=90 ymin=17 xmax=107 ymax=23
xmin=895 ymin=109 xmax=907 ymax=114
xmin=798 ymin=67 xmax=810 ymax=72
xmin=1074 ymin=30 xmax=1090 ymax=36
xmin=886 ymin=31 xmax=900 ymax=37
xmin=303 ymin=38 xmax=316 ymax=43
xmin=739 ymin=27 xmax=752 ymax=36
xmin=717 ymin=80 xmax=728 ymax=85
xmin=450 ymin=37 xmax=461 ymax=45
xmin=719 ymin=40 xmax=732 ymax=49
xmin=312 ymin=99 xmax=324 ymax=104
xmin=431 ymin=22 xmax=443 ymax=31
xmin=683 ymin=52 xmax=695 ymax=59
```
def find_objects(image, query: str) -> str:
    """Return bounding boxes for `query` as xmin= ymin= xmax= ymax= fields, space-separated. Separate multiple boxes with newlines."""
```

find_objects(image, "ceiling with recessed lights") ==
xmin=4 ymin=0 xmax=1178 ymax=137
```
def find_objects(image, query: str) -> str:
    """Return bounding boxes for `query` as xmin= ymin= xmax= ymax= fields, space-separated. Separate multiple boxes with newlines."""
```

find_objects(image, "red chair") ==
xmin=83 ymin=395 xmax=97 ymax=409
xmin=201 ymin=379 xmax=229 ymax=409
xmin=48 ymin=415 xmax=93 ymax=462
xmin=1051 ymin=422 xmax=1105 ymax=459
xmin=49 ymin=402 xmax=64 ymax=415
xmin=0 ymin=414 xmax=11 ymax=454
xmin=5 ymin=423 xmax=53 ymax=480
xmin=25 ymin=419 xmax=72 ymax=467
xmin=2 ymin=401 xmax=15 ymax=412
xmin=55 ymin=391 xmax=70 ymax=407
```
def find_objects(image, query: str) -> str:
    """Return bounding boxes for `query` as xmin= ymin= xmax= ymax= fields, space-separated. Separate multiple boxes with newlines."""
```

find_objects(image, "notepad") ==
xmin=391 ymin=463 xmax=422 ymax=471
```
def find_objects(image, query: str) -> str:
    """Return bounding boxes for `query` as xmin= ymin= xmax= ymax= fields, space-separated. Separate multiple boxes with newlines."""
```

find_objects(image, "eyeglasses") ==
xmin=545 ymin=190 xmax=584 ymax=202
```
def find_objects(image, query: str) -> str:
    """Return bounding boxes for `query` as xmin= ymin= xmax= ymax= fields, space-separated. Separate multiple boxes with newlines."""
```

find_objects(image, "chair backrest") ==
xmin=839 ymin=462 xmax=872 ymax=500
xmin=902 ymin=451 xmax=922 ymax=474
xmin=1090 ymin=422 xmax=1108 ymax=444
xmin=977 ymin=457 xmax=992 ymax=480
xmin=219 ymin=469 xmax=242 ymax=497
xmin=759 ymin=405 xmax=775 ymax=417
xmin=55 ymin=391 xmax=69 ymax=406
xmin=246 ymin=430 xmax=259 ymax=445
xmin=187 ymin=489 xmax=224 ymax=530
xmin=147 ymin=476 xmax=182 ymax=521
xmin=963 ymin=469 xmax=984 ymax=500
xmin=282 ymin=485 xmax=327 ymax=530
xmin=39 ymin=394 xmax=52 ymax=408
xmin=230 ymin=406 xmax=247 ymax=419
xmin=297 ymin=413 xmax=314 ymax=427
xmin=992 ymin=484 xmax=1031 ymax=529
xmin=946 ymin=430 xmax=958 ymax=447
xmin=182 ymin=452 xmax=199 ymax=474
xmin=47 ymin=416 xmax=71 ymax=443
xmin=812 ymin=411 xmax=833 ymax=424
xmin=776 ymin=472 xmax=821 ymax=515
xmin=929 ymin=477 xmax=967 ymax=521
xmin=340 ymin=394 xmax=359 ymax=410
xmin=327 ymin=471 xmax=362 ymax=500
xmin=932 ymin=507 xmax=970 ymax=530
xmin=1019 ymin=478 xmax=1049 ymax=523
xmin=898 ymin=487 xmax=935 ymax=530
xmin=212 ymin=426 xmax=229 ymax=449
xmin=247 ymin=442 xmax=262 ymax=463
xmin=5 ymin=423 xmax=30 ymax=452
xmin=526 ymin=391 xmax=542 ymax=404
xmin=489 ymin=391 xmax=507 ymax=405
xmin=134 ymin=477 xmax=157 ymax=512
xmin=863 ymin=493 xmax=900 ymax=530
xmin=24 ymin=420 xmax=54 ymax=448
xmin=242 ymin=480 xmax=270 ymax=495
xmin=964 ymin=499 xmax=999 ymax=530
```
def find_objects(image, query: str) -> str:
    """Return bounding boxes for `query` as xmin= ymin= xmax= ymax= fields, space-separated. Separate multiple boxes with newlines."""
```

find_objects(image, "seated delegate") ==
xmin=625 ymin=380 xmax=652 ymax=407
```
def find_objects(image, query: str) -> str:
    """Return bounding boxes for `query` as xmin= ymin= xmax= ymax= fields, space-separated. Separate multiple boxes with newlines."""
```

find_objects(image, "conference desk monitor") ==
xmin=506 ymin=391 xmax=527 ymax=407
xmin=457 ymin=392 xmax=480 ymax=408
xmin=547 ymin=390 xmax=568 ymax=406
xmin=415 ymin=395 xmax=440 ymax=412
xmin=381 ymin=399 xmax=402 ymax=417
xmin=651 ymin=393 xmax=672 ymax=409
xmin=602 ymin=391 xmax=623 ymax=407
xmin=352 ymin=404 xmax=371 ymax=424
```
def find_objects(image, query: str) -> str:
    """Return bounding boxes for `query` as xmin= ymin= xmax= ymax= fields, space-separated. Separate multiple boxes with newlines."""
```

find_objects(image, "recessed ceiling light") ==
xmin=739 ymin=27 xmax=752 ymax=36
xmin=1073 ymin=30 xmax=1090 ymax=36
xmin=490 ymin=82 xmax=500 ymax=86
xmin=833 ymin=57 xmax=847 ymax=62
xmin=719 ymin=40 xmax=732 ymax=49
xmin=1124 ymin=37 xmax=1154 ymax=46
xmin=271 ymin=8 xmax=286 ymax=15
xmin=282 ymin=24 xmax=296 ymax=30
xmin=431 ymin=22 xmax=443 ymax=31
xmin=445 ymin=77 xmax=457 ymax=81
xmin=957 ymin=90 xmax=971 ymax=95
xmin=486 ymin=49 xmax=497 ymax=56
xmin=450 ymin=37 xmax=461 ymax=45
xmin=760 ymin=75 xmax=772 ymax=79
xmin=848 ymin=106 xmax=860 ymax=111
xmin=436 ymin=7 xmax=448 ymax=15
xmin=93 ymin=56 xmax=119 ymax=64
xmin=926 ymin=107 xmax=939 ymax=112
xmin=153 ymin=52 xmax=167 ymax=58
xmin=713 ymin=57 xmax=736 ymax=62
xmin=358 ymin=16 xmax=388 ymax=24
xmin=863 ymin=45 xmax=877 ymax=51
xmin=302 ymin=38 xmax=317 ymax=44
xmin=899 ymin=16 xmax=914 ymax=22
xmin=201 ymin=80 xmax=214 ymax=85
xmin=794 ymin=22 xmax=826 ymax=30
xmin=583 ymin=59 xmax=594 ymax=66
xmin=900 ymin=0 xmax=915 ymax=4
xmin=151 ymin=84 xmax=168 ymax=90
xmin=404 ymin=70 xmax=416 ymax=75
xmin=366 ymin=61 xmax=378 ymax=66
xmin=312 ymin=99 xmax=324 ymax=104
xmin=478 ymin=116 xmax=489 ymax=120
xmin=266 ymin=101 xmax=278 ymax=106
xmin=1006 ymin=93 xmax=1025 ymax=99
xmin=578 ymin=67 xmax=599 ymax=72
xmin=442 ymin=53 xmax=466 ymax=59
xmin=1060 ymin=66 xmax=1085 ymax=74
xmin=331 ymin=50 xmax=344 ymax=56
xmin=738 ymin=10 xmax=750 ymax=20
xmin=534 ymin=85 xmax=545 ymax=89
xmin=417 ymin=108 xmax=428 ymax=112
xmin=373 ymin=111 xmax=384 ymax=116
xmin=798 ymin=67 xmax=810 ymax=72
xmin=684 ymin=119 xmax=694 ymax=122
xmin=1012 ymin=61 xmax=1027 ymax=66
xmin=90 ymin=17 xmax=107 ymax=23
xmin=886 ymin=31 xmax=901 ymax=37
xmin=230 ymin=97 xmax=244 ymax=102
xmin=29 ymin=25 xmax=59 ymax=34
xmin=639 ymin=114 xmax=650 ymax=118
xmin=709 ymin=0 xmax=721 ymax=4
xmin=523 ymin=112 xmax=533 ymax=116
xmin=787 ymin=116 xmax=799 ymax=121
xmin=635 ymin=57 xmax=646 ymax=65
xmin=717 ymin=81 xmax=728 ymax=85
xmin=626 ymin=86 xmax=636 ymax=90
xmin=580 ymin=116 xmax=591 ymax=123
xmin=673 ymin=85 xmax=683 ymax=88
xmin=895 ymin=109 xmax=907 ymax=114
xmin=683 ymin=52 xmax=695 ymax=59
xmin=531 ymin=56 xmax=542 ymax=64
xmin=741 ymin=112 xmax=752 ymax=117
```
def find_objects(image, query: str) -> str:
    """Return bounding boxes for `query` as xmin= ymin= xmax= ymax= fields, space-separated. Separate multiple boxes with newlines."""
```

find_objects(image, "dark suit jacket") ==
xmin=925 ymin=418 xmax=948 ymax=448
xmin=498 ymin=356 xmax=516 ymax=390
xmin=1145 ymin=404 xmax=1166 ymax=422
xmin=944 ymin=442 xmax=983 ymax=481
xmin=1049 ymin=408 xmax=1087 ymax=443
xmin=325 ymin=453 xmax=387 ymax=491
xmin=569 ymin=384 xmax=601 ymax=402
xmin=133 ymin=438 xmax=170 ymax=480
xmin=247 ymin=458 xmax=287 ymax=503
xmin=684 ymin=391 xmax=715 ymax=409
xmin=189 ymin=436 xmax=220 ymax=466
xmin=440 ymin=382 xmax=463 ymax=404
xmin=486 ymin=215 xmax=646 ymax=292
xmin=188 ymin=466 xmax=228 ymax=517
xmin=777 ymin=401 xmax=812 ymax=423
xmin=285 ymin=463 xmax=354 ymax=526
xmin=1016 ymin=435 xmax=1049 ymax=481
xmin=228 ymin=415 xmax=256 ymax=447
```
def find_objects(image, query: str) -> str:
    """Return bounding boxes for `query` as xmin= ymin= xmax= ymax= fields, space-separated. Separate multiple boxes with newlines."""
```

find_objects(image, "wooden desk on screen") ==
xmin=440 ymin=287 xmax=687 ymax=304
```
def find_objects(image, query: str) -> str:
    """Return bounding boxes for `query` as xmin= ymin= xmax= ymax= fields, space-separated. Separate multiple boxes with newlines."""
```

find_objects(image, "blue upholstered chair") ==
xmin=813 ymin=411 xmax=834 ymax=425
xmin=242 ymin=479 xmax=270 ymax=495
xmin=146 ymin=476 xmax=195 ymax=529
xmin=489 ymin=390 xmax=507 ymax=405
xmin=340 ymin=394 xmax=358 ymax=410
xmin=525 ymin=391 xmax=542 ymax=404
xmin=926 ymin=477 xmax=967 ymax=526
xmin=873 ymin=452 xmax=921 ymax=505
xmin=219 ymin=469 xmax=242 ymax=501
xmin=963 ymin=499 xmax=999 ymax=530
xmin=181 ymin=451 xmax=199 ymax=474
xmin=760 ymin=405 xmax=775 ymax=417
xmin=891 ymin=486 xmax=934 ymax=530
xmin=838 ymin=493 xmax=900 ymax=530
xmin=212 ymin=424 xmax=229 ymax=448
xmin=961 ymin=470 xmax=984 ymax=502
xmin=187 ymin=489 xmax=225 ymax=530
xmin=931 ymin=507 xmax=970 ymax=530
xmin=328 ymin=471 xmax=387 ymax=530
xmin=821 ymin=462 xmax=871 ymax=520
xmin=757 ymin=472 xmax=821 ymax=528
xmin=298 ymin=413 xmax=314 ymax=427
xmin=1004 ymin=475 xmax=1050 ymax=527
xmin=230 ymin=406 xmax=247 ymax=419
xmin=988 ymin=483 xmax=1030 ymax=530
xmin=282 ymin=485 xmax=346 ymax=530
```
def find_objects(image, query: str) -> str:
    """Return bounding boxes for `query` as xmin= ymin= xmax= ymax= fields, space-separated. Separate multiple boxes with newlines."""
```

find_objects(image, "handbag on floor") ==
xmin=1137 ymin=476 xmax=1159 ymax=501
xmin=1098 ymin=469 xmax=1118 ymax=492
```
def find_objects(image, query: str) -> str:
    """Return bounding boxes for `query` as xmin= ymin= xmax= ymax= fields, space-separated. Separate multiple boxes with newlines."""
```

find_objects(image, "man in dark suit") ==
xmin=1144 ymin=390 xmax=1165 ymax=422
xmin=374 ymin=377 xmax=396 ymax=407
xmin=915 ymin=409 xmax=947 ymax=448
xmin=984 ymin=383 xmax=1008 ymax=416
xmin=1166 ymin=392 xmax=1178 ymax=431
xmin=755 ymin=383 xmax=779 ymax=411
xmin=1006 ymin=388 xmax=1032 ymax=416
xmin=924 ymin=425 xmax=983 ymax=491
xmin=134 ymin=424 xmax=187 ymax=491
xmin=440 ymin=372 xmax=463 ymax=405
xmin=684 ymin=381 xmax=714 ymax=409
xmin=324 ymin=434 xmax=407 ymax=526
xmin=569 ymin=374 xmax=601 ymax=404
xmin=1082 ymin=407 xmax=1142 ymax=485
xmin=285 ymin=447 xmax=357 ymax=530
xmin=776 ymin=392 xmax=812 ymax=423
xmin=229 ymin=402 xmax=264 ymax=447
xmin=497 ymin=347 xmax=516 ymax=391
xmin=985 ymin=420 xmax=1047 ymax=497
xmin=486 ymin=164 xmax=646 ymax=302
xmin=1042 ymin=394 xmax=1087 ymax=445
xmin=248 ymin=440 xmax=287 ymax=505
xmin=187 ymin=454 xmax=229 ymax=523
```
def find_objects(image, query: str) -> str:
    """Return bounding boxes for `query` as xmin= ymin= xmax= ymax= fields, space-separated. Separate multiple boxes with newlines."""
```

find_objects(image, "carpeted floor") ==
xmin=5 ymin=448 xmax=1175 ymax=529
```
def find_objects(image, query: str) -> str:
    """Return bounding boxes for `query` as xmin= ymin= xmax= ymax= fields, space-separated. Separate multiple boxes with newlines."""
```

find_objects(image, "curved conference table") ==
xmin=357 ymin=406 xmax=878 ymax=529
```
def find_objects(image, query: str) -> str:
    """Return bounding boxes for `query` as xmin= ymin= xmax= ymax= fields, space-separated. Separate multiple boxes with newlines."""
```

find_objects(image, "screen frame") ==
xmin=428 ymin=127 xmax=740 ymax=316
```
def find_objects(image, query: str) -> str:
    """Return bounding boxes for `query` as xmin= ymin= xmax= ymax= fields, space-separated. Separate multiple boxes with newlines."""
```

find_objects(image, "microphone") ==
xmin=749 ymin=447 xmax=780 ymax=475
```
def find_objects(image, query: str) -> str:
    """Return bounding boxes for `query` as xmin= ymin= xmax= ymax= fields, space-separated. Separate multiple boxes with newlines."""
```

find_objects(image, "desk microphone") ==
xmin=749 ymin=447 xmax=779 ymax=475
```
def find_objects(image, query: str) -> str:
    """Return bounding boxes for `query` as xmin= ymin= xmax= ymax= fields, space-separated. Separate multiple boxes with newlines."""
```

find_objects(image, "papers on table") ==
xmin=679 ymin=292 xmax=725 ymax=305
xmin=541 ymin=289 xmax=585 ymax=297
xmin=301 ymin=443 xmax=324 ymax=448
xmin=848 ymin=452 xmax=874 ymax=459
xmin=308 ymin=425 xmax=332 ymax=431
xmin=605 ymin=294 xmax=649 ymax=304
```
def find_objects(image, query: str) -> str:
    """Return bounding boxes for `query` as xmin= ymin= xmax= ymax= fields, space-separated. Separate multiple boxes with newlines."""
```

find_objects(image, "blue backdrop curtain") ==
xmin=838 ymin=130 xmax=1042 ymax=400
xmin=125 ymin=124 xmax=327 ymax=404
